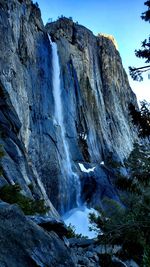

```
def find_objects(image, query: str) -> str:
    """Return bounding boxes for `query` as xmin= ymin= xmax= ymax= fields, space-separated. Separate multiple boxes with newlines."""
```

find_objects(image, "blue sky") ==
xmin=37 ymin=0 xmax=150 ymax=101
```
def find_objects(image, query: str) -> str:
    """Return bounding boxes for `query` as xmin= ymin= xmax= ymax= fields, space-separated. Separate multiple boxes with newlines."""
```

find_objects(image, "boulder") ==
xmin=28 ymin=215 xmax=68 ymax=237
xmin=0 ymin=202 xmax=75 ymax=267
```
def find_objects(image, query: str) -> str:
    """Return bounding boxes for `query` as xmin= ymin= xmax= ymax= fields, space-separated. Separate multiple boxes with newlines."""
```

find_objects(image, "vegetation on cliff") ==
xmin=0 ymin=183 xmax=49 ymax=215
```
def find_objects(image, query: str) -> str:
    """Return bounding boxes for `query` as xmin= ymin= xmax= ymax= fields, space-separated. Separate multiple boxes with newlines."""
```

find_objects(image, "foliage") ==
xmin=98 ymin=254 xmax=115 ymax=267
xmin=78 ymin=133 xmax=90 ymax=162
xmin=141 ymin=0 xmax=150 ymax=21
xmin=0 ymin=145 xmax=5 ymax=159
xmin=32 ymin=1 xmax=39 ymax=8
xmin=105 ymin=152 xmax=123 ymax=169
xmin=65 ymin=223 xmax=87 ymax=238
xmin=0 ymin=184 xmax=49 ymax=215
xmin=129 ymin=101 xmax=150 ymax=138
xmin=142 ymin=246 xmax=150 ymax=267
xmin=90 ymin=143 xmax=150 ymax=265
xmin=65 ymin=224 xmax=78 ymax=238
xmin=28 ymin=182 xmax=34 ymax=192
xmin=129 ymin=66 xmax=150 ymax=81
xmin=129 ymin=1 xmax=150 ymax=80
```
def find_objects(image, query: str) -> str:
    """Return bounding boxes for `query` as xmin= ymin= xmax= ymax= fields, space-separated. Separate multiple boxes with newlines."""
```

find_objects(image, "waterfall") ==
xmin=48 ymin=35 xmax=81 ymax=214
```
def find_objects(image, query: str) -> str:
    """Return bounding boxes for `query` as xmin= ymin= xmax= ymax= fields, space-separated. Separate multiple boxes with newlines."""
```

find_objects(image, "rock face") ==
xmin=46 ymin=18 xmax=137 ymax=162
xmin=0 ymin=202 xmax=139 ymax=267
xmin=0 ymin=0 xmax=137 ymax=214
xmin=0 ymin=202 xmax=75 ymax=267
xmin=0 ymin=0 xmax=59 ymax=217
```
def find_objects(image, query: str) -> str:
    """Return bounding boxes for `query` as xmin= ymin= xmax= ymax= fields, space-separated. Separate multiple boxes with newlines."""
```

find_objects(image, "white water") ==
xmin=49 ymin=36 xmax=100 ymax=236
xmin=63 ymin=206 xmax=98 ymax=238
xmin=49 ymin=36 xmax=72 ymax=175
xmin=49 ymin=35 xmax=81 ymax=213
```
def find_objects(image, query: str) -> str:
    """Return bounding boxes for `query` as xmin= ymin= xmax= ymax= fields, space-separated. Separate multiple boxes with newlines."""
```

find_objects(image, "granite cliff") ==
xmin=0 ymin=0 xmax=137 ymax=215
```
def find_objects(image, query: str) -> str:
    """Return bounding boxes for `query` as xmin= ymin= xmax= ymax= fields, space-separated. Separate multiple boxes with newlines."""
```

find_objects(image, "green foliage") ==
xmin=65 ymin=223 xmax=87 ymax=239
xmin=78 ymin=133 xmax=90 ymax=162
xmin=125 ymin=143 xmax=150 ymax=183
xmin=129 ymin=1 xmax=150 ymax=80
xmin=105 ymin=152 xmax=123 ymax=169
xmin=99 ymin=254 xmax=114 ymax=267
xmin=65 ymin=224 xmax=78 ymax=238
xmin=142 ymin=246 xmax=150 ymax=267
xmin=90 ymin=143 xmax=150 ymax=265
xmin=129 ymin=101 xmax=150 ymax=138
xmin=32 ymin=1 xmax=39 ymax=8
xmin=0 ymin=184 xmax=49 ymax=215
xmin=141 ymin=1 xmax=150 ymax=22
xmin=0 ymin=143 xmax=48 ymax=215
xmin=0 ymin=145 xmax=4 ymax=159
xmin=129 ymin=66 xmax=148 ymax=82
xmin=28 ymin=182 xmax=34 ymax=192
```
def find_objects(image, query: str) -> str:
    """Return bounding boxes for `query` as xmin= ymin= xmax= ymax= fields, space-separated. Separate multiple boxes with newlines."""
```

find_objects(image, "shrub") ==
xmin=0 ymin=184 xmax=49 ymax=215
xmin=66 ymin=223 xmax=87 ymax=239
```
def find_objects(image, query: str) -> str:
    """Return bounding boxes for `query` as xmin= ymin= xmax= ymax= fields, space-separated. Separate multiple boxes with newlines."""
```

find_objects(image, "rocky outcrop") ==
xmin=0 ymin=0 xmax=138 ymax=214
xmin=0 ymin=202 xmax=139 ymax=267
xmin=0 ymin=201 xmax=75 ymax=266
xmin=28 ymin=215 xmax=69 ymax=237
xmin=67 ymin=238 xmax=139 ymax=267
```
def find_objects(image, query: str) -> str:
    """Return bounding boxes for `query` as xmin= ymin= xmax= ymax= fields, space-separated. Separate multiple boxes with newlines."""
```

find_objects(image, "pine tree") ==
xmin=129 ymin=101 xmax=150 ymax=138
xmin=90 ymin=143 xmax=150 ymax=265
xmin=129 ymin=1 xmax=150 ymax=81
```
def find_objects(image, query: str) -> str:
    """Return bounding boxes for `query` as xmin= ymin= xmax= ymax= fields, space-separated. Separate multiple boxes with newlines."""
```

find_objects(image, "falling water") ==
xmin=48 ymin=35 xmax=81 ymax=213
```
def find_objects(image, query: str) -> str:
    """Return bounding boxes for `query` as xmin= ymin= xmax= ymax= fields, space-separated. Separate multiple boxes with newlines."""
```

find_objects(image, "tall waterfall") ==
xmin=48 ymin=35 xmax=81 ymax=214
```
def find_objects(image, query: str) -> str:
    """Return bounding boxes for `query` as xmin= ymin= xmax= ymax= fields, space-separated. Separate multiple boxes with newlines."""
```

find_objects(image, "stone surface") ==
xmin=68 ymin=239 xmax=138 ymax=267
xmin=0 ymin=202 xmax=75 ymax=267
xmin=0 ymin=0 xmax=61 ymax=218
xmin=69 ymin=237 xmax=97 ymax=247
xmin=46 ymin=17 xmax=137 ymax=162
xmin=125 ymin=260 xmax=139 ymax=267
xmin=28 ymin=215 xmax=68 ymax=237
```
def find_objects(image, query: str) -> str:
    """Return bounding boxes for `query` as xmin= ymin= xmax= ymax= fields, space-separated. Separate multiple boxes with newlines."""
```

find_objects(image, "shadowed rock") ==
xmin=0 ymin=202 xmax=75 ymax=267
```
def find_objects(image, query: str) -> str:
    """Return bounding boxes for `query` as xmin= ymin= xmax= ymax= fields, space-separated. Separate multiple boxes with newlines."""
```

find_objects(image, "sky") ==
xmin=36 ymin=0 xmax=150 ymax=102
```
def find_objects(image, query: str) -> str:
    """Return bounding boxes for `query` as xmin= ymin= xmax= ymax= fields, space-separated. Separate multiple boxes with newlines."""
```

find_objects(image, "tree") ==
xmin=90 ymin=99 xmax=150 ymax=264
xmin=129 ymin=1 xmax=150 ymax=81
xmin=90 ymin=143 xmax=150 ymax=265
xmin=129 ymin=100 xmax=150 ymax=138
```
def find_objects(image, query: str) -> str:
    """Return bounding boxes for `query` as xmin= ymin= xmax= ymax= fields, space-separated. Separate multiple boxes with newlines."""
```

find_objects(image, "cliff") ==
xmin=0 ymin=0 xmax=137 ymax=216
xmin=46 ymin=17 xmax=137 ymax=163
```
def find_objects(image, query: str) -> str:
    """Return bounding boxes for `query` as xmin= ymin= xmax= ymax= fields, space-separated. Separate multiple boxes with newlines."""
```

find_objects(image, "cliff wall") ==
xmin=0 ymin=1 xmax=137 ymax=214
xmin=46 ymin=18 xmax=137 ymax=163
